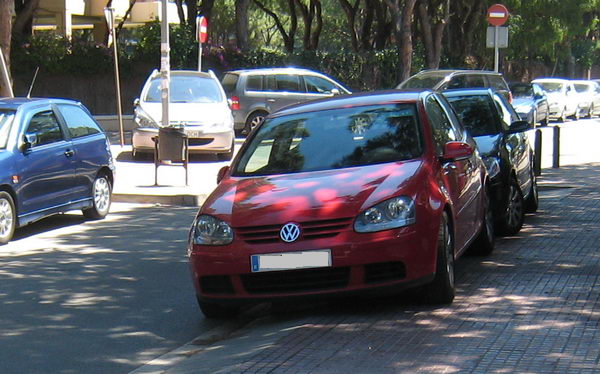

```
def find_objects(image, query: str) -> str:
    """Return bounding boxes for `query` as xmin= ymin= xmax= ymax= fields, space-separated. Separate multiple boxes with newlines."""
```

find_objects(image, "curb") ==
xmin=112 ymin=193 xmax=206 ymax=207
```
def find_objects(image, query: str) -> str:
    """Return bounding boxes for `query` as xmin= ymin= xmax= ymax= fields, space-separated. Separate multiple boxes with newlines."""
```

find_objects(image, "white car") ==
xmin=571 ymin=80 xmax=600 ymax=118
xmin=132 ymin=70 xmax=235 ymax=160
xmin=532 ymin=78 xmax=579 ymax=122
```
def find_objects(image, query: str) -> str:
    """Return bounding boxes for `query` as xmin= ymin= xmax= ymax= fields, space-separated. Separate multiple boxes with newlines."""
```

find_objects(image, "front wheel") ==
xmin=83 ymin=174 xmax=112 ymax=220
xmin=421 ymin=211 xmax=454 ymax=304
xmin=0 ymin=192 xmax=16 ymax=245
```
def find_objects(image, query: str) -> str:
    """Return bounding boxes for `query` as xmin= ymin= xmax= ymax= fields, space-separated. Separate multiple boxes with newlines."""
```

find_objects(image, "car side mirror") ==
xmin=21 ymin=133 xmax=37 ymax=153
xmin=331 ymin=88 xmax=341 ymax=96
xmin=133 ymin=98 xmax=140 ymax=107
xmin=507 ymin=120 xmax=532 ymax=133
xmin=441 ymin=141 xmax=473 ymax=162
xmin=217 ymin=165 xmax=230 ymax=184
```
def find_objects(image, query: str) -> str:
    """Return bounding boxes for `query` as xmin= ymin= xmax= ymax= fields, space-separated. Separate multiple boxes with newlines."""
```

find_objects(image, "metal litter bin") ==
xmin=158 ymin=127 xmax=187 ymax=161
xmin=153 ymin=127 xmax=189 ymax=185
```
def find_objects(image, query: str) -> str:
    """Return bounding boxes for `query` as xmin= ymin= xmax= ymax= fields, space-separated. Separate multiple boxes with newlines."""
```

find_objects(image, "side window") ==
xmin=487 ymin=75 xmax=508 ymax=91
xmin=425 ymin=95 xmax=458 ymax=155
xmin=26 ymin=110 xmax=64 ymax=147
xmin=58 ymin=104 xmax=102 ymax=138
xmin=465 ymin=75 xmax=485 ymax=88
xmin=265 ymin=75 xmax=277 ymax=91
xmin=275 ymin=75 xmax=302 ymax=93
xmin=492 ymin=94 xmax=514 ymax=128
xmin=245 ymin=75 xmax=263 ymax=91
xmin=447 ymin=76 xmax=467 ymax=89
xmin=304 ymin=76 xmax=337 ymax=94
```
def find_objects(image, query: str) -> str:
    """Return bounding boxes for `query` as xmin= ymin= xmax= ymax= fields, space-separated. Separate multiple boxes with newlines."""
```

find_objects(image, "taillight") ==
xmin=508 ymin=91 xmax=513 ymax=103
xmin=230 ymin=96 xmax=240 ymax=111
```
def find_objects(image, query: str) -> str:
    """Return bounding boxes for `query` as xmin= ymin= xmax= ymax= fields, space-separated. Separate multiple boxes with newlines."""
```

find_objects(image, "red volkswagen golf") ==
xmin=188 ymin=90 xmax=495 ymax=318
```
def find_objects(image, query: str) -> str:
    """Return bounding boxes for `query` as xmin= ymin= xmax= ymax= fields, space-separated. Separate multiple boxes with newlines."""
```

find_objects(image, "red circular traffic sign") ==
xmin=487 ymin=4 xmax=509 ymax=26
xmin=197 ymin=16 xmax=208 ymax=43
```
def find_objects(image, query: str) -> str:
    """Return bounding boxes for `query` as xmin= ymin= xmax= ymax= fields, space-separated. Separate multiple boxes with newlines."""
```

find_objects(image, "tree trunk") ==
xmin=296 ymin=0 xmax=322 ymax=50
xmin=12 ymin=0 xmax=40 ymax=43
xmin=0 ymin=0 xmax=13 ymax=97
xmin=235 ymin=0 xmax=251 ymax=51
xmin=338 ymin=0 xmax=360 ymax=52
xmin=253 ymin=0 xmax=297 ymax=52
xmin=418 ymin=0 xmax=449 ymax=69
xmin=396 ymin=0 xmax=417 ymax=81
xmin=175 ymin=0 xmax=186 ymax=26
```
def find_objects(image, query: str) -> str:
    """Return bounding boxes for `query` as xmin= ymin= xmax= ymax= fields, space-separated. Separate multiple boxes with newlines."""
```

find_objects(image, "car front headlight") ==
xmin=483 ymin=156 xmax=501 ymax=179
xmin=191 ymin=215 xmax=233 ymax=245
xmin=354 ymin=196 xmax=415 ymax=233
xmin=134 ymin=107 xmax=159 ymax=128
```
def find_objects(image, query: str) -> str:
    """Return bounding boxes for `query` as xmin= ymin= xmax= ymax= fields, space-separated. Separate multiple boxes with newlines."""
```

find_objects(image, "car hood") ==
xmin=201 ymin=160 xmax=423 ymax=226
xmin=473 ymin=134 xmax=502 ymax=158
xmin=140 ymin=102 xmax=228 ymax=124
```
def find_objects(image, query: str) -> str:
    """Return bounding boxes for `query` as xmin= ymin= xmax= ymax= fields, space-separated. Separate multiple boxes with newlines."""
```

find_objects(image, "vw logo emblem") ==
xmin=280 ymin=223 xmax=301 ymax=243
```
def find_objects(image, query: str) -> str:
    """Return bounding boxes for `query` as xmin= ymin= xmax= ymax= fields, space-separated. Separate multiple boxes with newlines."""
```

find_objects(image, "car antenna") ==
xmin=27 ymin=67 xmax=39 ymax=99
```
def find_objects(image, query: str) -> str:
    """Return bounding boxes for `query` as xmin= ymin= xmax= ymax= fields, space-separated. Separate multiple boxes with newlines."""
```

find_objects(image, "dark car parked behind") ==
xmin=0 ymin=98 xmax=115 ymax=244
xmin=443 ymin=89 xmax=538 ymax=235
xmin=509 ymin=82 xmax=549 ymax=126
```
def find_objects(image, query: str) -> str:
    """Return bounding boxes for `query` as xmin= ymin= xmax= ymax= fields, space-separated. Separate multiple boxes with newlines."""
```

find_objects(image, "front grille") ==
xmin=364 ymin=261 xmax=406 ymax=284
xmin=236 ymin=218 xmax=353 ymax=244
xmin=188 ymin=138 xmax=213 ymax=146
xmin=200 ymin=275 xmax=235 ymax=294
xmin=241 ymin=266 xmax=350 ymax=294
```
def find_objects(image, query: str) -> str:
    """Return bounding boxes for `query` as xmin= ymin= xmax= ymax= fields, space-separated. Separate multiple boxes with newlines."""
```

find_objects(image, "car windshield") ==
xmin=0 ymin=109 xmax=16 ymax=149
xmin=233 ymin=104 xmax=423 ymax=176
xmin=510 ymin=84 xmax=533 ymax=97
xmin=398 ymin=73 xmax=448 ymax=89
xmin=535 ymin=82 xmax=563 ymax=93
xmin=446 ymin=95 xmax=501 ymax=136
xmin=144 ymin=75 xmax=223 ymax=103
xmin=574 ymin=84 xmax=591 ymax=93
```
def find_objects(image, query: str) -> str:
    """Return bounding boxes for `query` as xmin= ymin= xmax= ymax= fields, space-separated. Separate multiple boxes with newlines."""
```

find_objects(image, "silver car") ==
xmin=132 ymin=70 xmax=235 ymax=160
xmin=220 ymin=67 xmax=351 ymax=135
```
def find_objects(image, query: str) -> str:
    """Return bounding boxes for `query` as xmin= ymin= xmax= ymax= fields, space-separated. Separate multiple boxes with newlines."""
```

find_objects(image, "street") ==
xmin=0 ymin=118 xmax=599 ymax=373
xmin=0 ymin=204 xmax=216 ymax=374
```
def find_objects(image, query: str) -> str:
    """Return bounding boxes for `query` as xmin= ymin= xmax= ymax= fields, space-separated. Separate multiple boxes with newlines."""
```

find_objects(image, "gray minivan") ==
xmin=221 ymin=67 xmax=351 ymax=134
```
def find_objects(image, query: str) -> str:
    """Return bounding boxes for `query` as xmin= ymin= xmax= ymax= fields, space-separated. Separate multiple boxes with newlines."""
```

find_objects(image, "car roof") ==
xmin=532 ymin=78 xmax=569 ymax=82
xmin=271 ymin=89 xmax=433 ymax=118
xmin=224 ymin=67 xmax=324 ymax=75
xmin=441 ymin=88 xmax=495 ymax=98
xmin=413 ymin=69 xmax=502 ymax=76
xmin=0 ymin=97 xmax=81 ymax=110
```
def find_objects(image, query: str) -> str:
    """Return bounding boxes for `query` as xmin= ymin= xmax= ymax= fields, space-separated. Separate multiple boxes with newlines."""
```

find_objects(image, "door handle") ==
xmin=64 ymin=150 xmax=75 ymax=157
xmin=267 ymin=99 xmax=276 ymax=102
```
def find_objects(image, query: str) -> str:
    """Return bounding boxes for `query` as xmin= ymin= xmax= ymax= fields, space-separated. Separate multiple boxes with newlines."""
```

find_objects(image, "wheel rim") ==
xmin=439 ymin=218 xmax=454 ymax=288
xmin=0 ymin=198 xmax=14 ymax=240
xmin=250 ymin=114 xmax=264 ymax=130
xmin=94 ymin=177 xmax=111 ymax=214
xmin=506 ymin=183 xmax=523 ymax=229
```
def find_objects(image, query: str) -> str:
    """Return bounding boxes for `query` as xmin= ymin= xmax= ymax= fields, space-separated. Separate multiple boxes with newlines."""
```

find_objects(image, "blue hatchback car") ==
xmin=0 ymin=98 xmax=115 ymax=244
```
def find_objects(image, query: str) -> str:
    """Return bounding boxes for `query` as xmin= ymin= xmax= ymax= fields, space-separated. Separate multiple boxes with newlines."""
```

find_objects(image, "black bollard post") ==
xmin=534 ymin=129 xmax=542 ymax=176
xmin=552 ymin=125 xmax=560 ymax=168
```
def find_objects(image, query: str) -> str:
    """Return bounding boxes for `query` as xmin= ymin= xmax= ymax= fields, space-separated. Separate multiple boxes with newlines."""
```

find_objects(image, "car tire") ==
xmin=557 ymin=107 xmax=566 ymax=122
xmin=469 ymin=188 xmax=495 ymax=256
xmin=571 ymin=107 xmax=580 ymax=121
xmin=0 ymin=192 xmax=16 ymax=245
xmin=83 ymin=174 xmax=112 ymax=220
xmin=217 ymin=139 xmax=235 ymax=161
xmin=421 ymin=211 xmax=455 ymax=304
xmin=197 ymin=297 xmax=240 ymax=319
xmin=498 ymin=177 xmax=524 ymax=236
xmin=524 ymin=166 xmax=539 ymax=213
xmin=540 ymin=115 xmax=548 ymax=126
xmin=244 ymin=111 xmax=267 ymax=135
xmin=587 ymin=105 xmax=594 ymax=119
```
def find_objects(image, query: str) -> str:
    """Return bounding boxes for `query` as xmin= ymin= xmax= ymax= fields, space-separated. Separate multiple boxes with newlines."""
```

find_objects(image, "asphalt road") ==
xmin=0 ymin=203 xmax=218 ymax=374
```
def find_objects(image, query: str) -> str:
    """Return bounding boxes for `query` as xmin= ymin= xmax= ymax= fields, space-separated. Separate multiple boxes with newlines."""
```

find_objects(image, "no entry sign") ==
xmin=487 ymin=4 xmax=509 ymax=27
xmin=197 ymin=16 xmax=208 ymax=43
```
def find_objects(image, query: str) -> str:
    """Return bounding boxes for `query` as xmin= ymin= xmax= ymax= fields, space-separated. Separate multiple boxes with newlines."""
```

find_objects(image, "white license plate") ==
xmin=251 ymin=250 xmax=331 ymax=272
xmin=186 ymin=130 xmax=202 ymax=138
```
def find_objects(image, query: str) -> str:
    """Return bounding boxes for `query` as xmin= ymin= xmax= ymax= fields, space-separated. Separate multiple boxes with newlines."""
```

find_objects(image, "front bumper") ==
xmin=132 ymin=127 xmax=234 ymax=153
xmin=188 ymin=224 xmax=438 ymax=304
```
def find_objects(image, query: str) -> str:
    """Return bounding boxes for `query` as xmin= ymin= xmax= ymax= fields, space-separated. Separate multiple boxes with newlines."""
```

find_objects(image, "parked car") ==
xmin=571 ymin=80 xmax=600 ymax=118
xmin=0 ymin=98 xmax=115 ymax=244
xmin=220 ymin=67 xmax=351 ymax=135
xmin=509 ymin=82 xmax=549 ymax=126
xmin=443 ymin=88 xmax=538 ymax=235
xmin=187 ymin=89 xmax=495 ymax=318
xmin=396 ymin=69 xmax=512 ymax=103
xmin=531 ymin=78 xmax=579 ymax=121
xmin=132 ymin=70 xmax=235 ymax=160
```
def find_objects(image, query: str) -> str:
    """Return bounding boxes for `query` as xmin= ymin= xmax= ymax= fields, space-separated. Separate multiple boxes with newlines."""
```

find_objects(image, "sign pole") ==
xmin=198 ymin=43 xmax=202 ymax=72
xmin=494 ymin=26 xmax=499 ymax=72
xmin=197 ymin=16 xmax=208 ymax=72
xmin=160 ymin=0 xmax=170 ymax=131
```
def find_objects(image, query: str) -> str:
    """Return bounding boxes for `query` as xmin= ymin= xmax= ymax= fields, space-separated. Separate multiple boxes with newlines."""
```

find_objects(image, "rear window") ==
xmin=535 ymin=82 xmax=563 ymax=93
xmin=144 ymin=75 xmax=224 ymax=103
xmin=397 ymin=73 xmax=448 ymax=89
xmin=446 ymin=95 xmax=501 ymax=136
xmin=574 ymin=84 xmax=591 ymax=93
xmin=487 ymin=75 xmax=508 ymax=91
xmin=234 ymin=104 xmax=423 ymax=176
xmin=510 ymin=83 xmax=534 ymax=97
xmin=0 ymin=109 xmax=15 ymax=149
xmin=220 ymin=73 xmax=239 ymax=94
